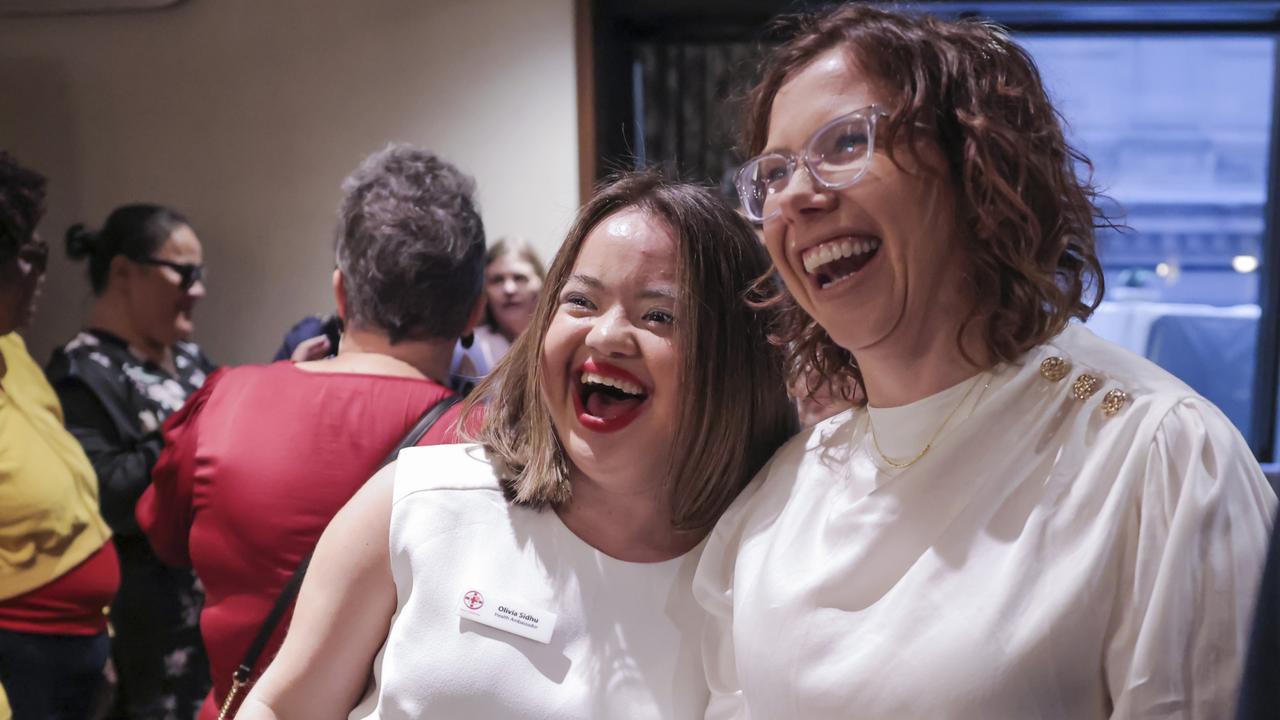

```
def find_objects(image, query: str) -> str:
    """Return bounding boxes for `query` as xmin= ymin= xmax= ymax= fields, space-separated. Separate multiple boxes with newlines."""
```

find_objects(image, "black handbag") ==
xmin=217 ymin=394 xmax=463 ymax=718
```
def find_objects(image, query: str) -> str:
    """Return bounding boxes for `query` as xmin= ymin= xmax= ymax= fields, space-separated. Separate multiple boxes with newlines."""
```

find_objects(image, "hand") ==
xmin=290 ymin=334 xmax=332 ymax=362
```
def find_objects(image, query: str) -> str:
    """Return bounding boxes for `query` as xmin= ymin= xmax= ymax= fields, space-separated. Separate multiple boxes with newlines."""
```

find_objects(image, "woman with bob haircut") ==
xmin=237 ymin=171 xmax=798 ymax=719
xmin=696 ymin=5 xmax=1276 ymax=719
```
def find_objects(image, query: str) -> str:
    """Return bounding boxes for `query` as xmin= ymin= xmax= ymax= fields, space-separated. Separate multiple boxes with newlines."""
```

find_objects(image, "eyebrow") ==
xmin=567 ymin=273 xmax=677 ymax=302
xmin=568 ymin=273 xmax=604 ymax=290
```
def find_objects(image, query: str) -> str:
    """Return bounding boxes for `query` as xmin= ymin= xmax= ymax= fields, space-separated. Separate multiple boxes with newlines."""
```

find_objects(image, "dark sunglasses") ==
xmin=136 ymin=256 xmax=204 ymax=290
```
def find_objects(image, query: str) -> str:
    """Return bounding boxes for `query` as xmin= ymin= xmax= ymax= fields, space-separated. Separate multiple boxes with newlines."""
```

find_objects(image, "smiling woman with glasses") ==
xmin=699 ymin=4 xmax=1277 ymax=719
xmin=45 ymin=203 xmax=215 ymax=720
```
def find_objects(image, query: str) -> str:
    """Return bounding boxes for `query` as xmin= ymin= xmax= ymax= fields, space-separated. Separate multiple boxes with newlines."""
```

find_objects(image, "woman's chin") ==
xmin=171 ymin=320 xmax=195 ymax=342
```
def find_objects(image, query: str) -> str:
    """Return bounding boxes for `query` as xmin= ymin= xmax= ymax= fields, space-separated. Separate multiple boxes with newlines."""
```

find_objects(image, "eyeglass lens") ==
xmin=140 ymin=257 xmax=203 ymax=290
xmin=170 ymin=263 xmax=202 ymax=290
xmin=737 ymin=111 xmax=876 ymax=222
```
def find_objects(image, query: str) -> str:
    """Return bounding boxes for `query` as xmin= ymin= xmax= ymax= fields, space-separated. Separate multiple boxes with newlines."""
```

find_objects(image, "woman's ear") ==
xmin=332 ymin=269 xmax=347 ymax=323
xmin=462 ymin=293 xmax=487 ymax=336
xmin=108 ymin=254 xmax=133 ymax=290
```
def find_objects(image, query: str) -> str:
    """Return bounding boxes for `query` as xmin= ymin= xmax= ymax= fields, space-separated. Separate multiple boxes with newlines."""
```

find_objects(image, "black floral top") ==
xmin=47 ymin=329 xmax=214 ymax=720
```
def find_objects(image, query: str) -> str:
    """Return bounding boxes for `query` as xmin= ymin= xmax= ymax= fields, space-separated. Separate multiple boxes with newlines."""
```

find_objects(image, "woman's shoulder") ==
xmin=173 ymin=339 xmax=215 ymax=375
xmin=1047 ymin=324 xmax=1198 ymax=402
xmin=1038 ymin=325 xmax=1272 ymax=508
xmin=391 ymin=443 xmax=503 ymax=503
xmin=45 ymin=330 xmax=116 ymax=380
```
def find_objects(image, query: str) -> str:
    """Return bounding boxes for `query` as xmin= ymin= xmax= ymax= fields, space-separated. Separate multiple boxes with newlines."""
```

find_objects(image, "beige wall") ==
xmin=1 ymin=0 xmax=580 ymax=365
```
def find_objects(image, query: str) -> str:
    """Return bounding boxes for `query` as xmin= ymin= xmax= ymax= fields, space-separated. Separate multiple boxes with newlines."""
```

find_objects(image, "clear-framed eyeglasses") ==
xmin=734 ymin=104 xmax=888 ymax=224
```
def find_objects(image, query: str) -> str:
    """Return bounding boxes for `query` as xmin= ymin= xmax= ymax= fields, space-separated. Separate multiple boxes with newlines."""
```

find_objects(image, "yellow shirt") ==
xmin=0 ymin=332 xmax=112 ymax=601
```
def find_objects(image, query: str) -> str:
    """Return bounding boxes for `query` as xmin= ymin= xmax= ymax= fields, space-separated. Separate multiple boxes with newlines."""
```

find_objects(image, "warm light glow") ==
xmin=1232 ymin=255 xmax=1260 ymax=274
xmin=1155 ymin=262 xmax=1171 ymax=278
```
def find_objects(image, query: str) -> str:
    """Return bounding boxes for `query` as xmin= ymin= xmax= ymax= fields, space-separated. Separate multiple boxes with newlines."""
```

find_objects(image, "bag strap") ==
xmin=218 ymin=393 xmax=463 ymax=718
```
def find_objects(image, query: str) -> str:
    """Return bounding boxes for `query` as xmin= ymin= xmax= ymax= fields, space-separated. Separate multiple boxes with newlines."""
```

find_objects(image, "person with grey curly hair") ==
xmin=137 ymin=144 xmax=487 ymax=720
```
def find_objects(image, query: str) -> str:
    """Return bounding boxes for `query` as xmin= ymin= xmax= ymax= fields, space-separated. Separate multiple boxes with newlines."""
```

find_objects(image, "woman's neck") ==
xmin=856 ymin=318 xmax=992 ymax=408
xmin=300 ymin=326 xmax=453 ymax=384
xmin=87 ymin=297 xmax=171 ymax=370
xmin=556 ymin=467 xmax=703 ymax=563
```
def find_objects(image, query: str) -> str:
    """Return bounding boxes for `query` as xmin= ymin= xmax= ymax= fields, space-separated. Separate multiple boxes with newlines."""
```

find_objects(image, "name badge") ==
xmin=457 ymin=588 xmax=558 ymax=644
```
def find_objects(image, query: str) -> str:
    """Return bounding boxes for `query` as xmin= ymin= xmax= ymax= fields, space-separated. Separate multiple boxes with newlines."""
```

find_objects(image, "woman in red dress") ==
xmin=137 ymin=145 xmax=488 ymax=720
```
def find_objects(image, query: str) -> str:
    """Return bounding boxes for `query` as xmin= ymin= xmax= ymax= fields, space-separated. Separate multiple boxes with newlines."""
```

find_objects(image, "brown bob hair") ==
xmin=744 ymin=4 xmax=1108 ymax=398
xmin=465 ymin=171 xmax=798 ymax=531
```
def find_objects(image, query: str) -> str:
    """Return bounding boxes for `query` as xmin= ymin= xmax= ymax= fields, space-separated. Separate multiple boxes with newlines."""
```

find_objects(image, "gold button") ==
xmin=1100 ymin=389 xmax=1129 ymax=417
xmin=1071 ymin=373 xmax=1100 ymax=400
xmin=1040 ymin=357 xmax=1070 ymax=382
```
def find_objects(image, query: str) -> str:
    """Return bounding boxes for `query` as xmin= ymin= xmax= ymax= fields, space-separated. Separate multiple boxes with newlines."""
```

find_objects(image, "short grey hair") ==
xmin=337 ymin=144 xmax=486 ymax=342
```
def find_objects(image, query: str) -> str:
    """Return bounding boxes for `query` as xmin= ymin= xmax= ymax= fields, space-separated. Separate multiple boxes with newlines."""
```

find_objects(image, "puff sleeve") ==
xmin=1105 ymin=398 xmax=1276 ymax=718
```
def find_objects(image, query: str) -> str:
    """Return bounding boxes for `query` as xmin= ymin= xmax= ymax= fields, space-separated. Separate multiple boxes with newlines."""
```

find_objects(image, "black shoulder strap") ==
xmin=230 ymin=393 xmax=464 ymax=685
xmin=376 ymin=394 xmax=463 ymax=469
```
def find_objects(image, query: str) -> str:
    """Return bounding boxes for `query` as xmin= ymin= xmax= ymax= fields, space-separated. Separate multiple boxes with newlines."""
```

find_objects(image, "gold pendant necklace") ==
xmin=868 ymin=372 xmax=991 ymax=469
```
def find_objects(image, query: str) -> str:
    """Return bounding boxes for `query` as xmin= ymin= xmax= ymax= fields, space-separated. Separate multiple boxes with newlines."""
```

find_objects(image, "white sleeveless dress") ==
xmin=350 ymin=443 xmax=708 ymax=719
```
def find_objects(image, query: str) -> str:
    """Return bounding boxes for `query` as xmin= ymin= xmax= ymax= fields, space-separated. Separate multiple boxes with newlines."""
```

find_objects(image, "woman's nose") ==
xmin=777 ymin=164 xmax=835 ymax=221
xmin=585 ymin=307 xmax=636 ymax=357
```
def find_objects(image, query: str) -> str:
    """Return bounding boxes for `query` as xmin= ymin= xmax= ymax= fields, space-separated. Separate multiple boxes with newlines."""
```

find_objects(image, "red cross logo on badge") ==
xmin=463 ymin=590 xmax=484 ymax=610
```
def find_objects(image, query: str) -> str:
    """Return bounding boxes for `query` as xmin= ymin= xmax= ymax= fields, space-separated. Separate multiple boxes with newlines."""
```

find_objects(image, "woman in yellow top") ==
xmin=0 ymin=151 xmax=118 ymax=719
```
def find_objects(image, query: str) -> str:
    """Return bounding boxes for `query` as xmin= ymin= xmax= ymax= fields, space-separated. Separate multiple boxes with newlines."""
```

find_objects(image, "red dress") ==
xmin=137 ymin=362 xmax=472 ymax=720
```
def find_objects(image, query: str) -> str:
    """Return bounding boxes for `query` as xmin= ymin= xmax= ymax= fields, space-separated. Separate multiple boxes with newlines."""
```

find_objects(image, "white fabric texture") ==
xmin=695 ymin=324 xmax=1276 ymax=720
xmin=351 ymin=443 xmax=707 ymax=719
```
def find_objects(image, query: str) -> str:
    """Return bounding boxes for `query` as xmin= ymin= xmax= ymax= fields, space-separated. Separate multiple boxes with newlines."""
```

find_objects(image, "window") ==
xmin=1020 ymin=34 xmax=1275 ymax=452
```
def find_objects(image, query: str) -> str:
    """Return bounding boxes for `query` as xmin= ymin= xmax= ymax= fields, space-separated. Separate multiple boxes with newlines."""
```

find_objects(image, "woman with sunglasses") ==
xmin=47 ymin=204 xmax=214 ymax=719
xmin=697 ymin=5 xmax=1275 ymax=719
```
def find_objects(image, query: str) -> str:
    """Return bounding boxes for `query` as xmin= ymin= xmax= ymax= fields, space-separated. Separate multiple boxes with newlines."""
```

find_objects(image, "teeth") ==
xmin=580 ymin=371 xmax=644 ymax=396
xmin=802 ymin=237 xmax=881 ymax=275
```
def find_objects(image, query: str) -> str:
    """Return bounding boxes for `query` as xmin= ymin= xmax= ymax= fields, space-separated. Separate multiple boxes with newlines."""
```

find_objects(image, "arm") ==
xmin=237 ymin=462 xmax=400 ymax=720
xmin=136 ymin=370 xmax=223 ymax=566
xmin=54 ymin=377 xmax=162 ymax=536
xmin=1106 ymin=399 xmax=1277 ymax=718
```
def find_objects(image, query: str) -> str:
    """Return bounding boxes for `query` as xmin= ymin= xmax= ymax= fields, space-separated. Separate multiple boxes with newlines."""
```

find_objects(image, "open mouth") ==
xmin=572 ymin=358 xmax=650 ymax=433
xmin=801 ymin=236 xmax=881 ymax=289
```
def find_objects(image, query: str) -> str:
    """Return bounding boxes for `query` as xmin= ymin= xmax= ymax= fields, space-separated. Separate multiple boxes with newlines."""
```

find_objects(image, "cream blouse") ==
xmin=695 ymin=325 xmax=1276 ymax=719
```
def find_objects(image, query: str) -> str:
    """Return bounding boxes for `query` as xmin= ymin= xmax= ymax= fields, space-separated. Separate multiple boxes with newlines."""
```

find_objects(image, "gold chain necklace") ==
xmin=868 ymin=373 xmax=991 ymax=469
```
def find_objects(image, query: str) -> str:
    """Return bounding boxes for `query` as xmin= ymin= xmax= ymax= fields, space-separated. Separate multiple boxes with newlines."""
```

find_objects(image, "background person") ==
xmin=450 ymin=237 xmax=545 ymax=390
xmin=0 ymin=151 xmax=118 ymax=719
xmin=237 ymin=172 xmax=797 ymax=719
xmin=697 ymin=6 xmax=1276 ymax=719
xmin=46 ymin=204 xmax=214 ymax=719
xmin=137 ymin=144 xmax=484 ymax=720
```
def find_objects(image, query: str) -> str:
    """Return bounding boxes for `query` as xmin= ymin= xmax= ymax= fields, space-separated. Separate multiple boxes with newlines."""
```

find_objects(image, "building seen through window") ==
xmin=1023 ymin=36 xmax=1273 ymax=443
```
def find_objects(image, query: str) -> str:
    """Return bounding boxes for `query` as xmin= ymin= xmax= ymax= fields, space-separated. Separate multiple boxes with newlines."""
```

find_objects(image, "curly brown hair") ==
xmin=744 ymin=4 xmax=1108 ymax=400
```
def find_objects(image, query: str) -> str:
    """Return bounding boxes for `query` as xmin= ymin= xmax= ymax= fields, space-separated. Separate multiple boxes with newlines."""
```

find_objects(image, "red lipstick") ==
xmin=573 ymin=359 xmax=650 ymax=433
